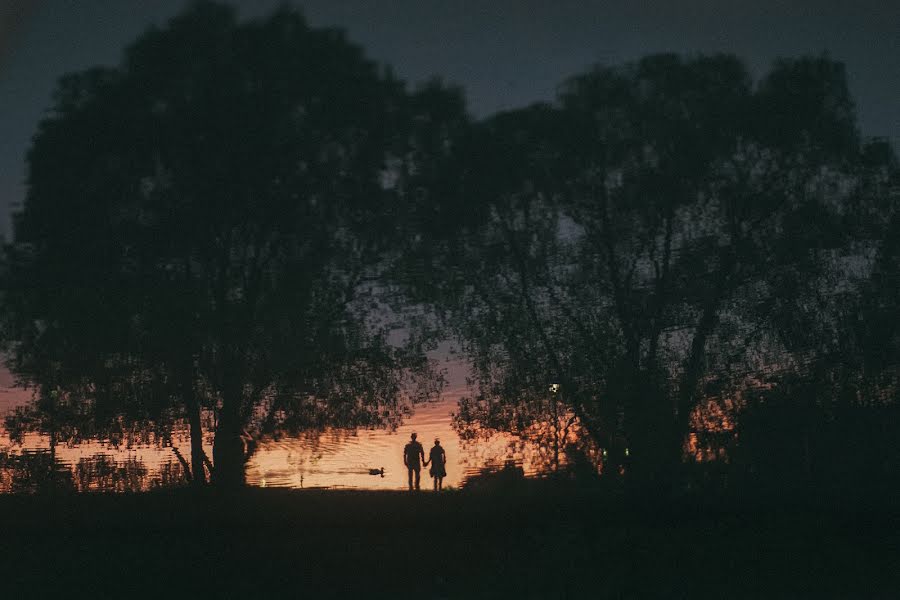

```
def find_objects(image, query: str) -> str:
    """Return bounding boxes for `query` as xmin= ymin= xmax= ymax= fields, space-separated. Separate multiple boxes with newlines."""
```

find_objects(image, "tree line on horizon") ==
xmin=0 ymin=1 xmax=897 ymax=495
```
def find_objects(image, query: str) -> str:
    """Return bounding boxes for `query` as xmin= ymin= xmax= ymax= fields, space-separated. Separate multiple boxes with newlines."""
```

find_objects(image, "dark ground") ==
xmin=1 ymin=481 xmax=897 ymax=599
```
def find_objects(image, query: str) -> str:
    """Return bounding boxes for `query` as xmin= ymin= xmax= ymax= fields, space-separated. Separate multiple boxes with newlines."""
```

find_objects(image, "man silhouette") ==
xmin=403 ymin=432 xmax=425 ymax=490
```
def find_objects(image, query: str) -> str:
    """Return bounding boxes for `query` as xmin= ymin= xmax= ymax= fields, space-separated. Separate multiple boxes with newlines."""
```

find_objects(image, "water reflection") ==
xmin=0 ymin=369 xmax=751 ymax=492
xmin=0 ymin=391 xmax=573 ymax=492
xmin=241 ymin=397 xmax=559 ymax=490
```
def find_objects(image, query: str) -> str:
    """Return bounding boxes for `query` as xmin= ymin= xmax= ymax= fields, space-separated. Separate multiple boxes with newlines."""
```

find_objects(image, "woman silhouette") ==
xmin=425 ymin=438 xmax=447 ymax=491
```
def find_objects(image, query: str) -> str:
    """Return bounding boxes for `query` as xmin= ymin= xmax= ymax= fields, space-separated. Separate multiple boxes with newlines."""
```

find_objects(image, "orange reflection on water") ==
xmin=245 ymin=397 xmax=550 ymax=490
xmin=0 ymin=429 xmax=195 ymax=492
xmin=1 ymin=395 xmax=559 ymax=492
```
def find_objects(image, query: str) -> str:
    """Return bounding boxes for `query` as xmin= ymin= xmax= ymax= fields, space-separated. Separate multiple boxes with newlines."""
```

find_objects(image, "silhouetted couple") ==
xmin=403 ymin=432 xmax=446 ymax=491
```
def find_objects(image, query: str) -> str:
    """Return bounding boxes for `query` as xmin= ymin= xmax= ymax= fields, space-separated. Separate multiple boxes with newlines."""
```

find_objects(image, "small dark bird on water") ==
xmin=368 ymin=468 xmax=385 ymax=476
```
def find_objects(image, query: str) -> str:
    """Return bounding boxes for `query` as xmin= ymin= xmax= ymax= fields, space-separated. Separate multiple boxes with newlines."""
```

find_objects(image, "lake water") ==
xmin=0 ymin=376 xmax=560 ymax=492
xmin=245 ymin=397 xmax=544 ymax=490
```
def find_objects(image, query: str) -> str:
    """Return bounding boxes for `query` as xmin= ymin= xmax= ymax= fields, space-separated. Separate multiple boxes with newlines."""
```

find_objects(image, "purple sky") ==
xmin=1 ymin=0 xmax=897 ymax=239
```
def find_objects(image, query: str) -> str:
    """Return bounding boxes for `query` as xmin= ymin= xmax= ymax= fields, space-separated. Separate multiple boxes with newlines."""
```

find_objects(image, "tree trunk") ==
xmin=186 ymin=396 xmax=207 ymax=485
xmin=625 ymin=374 xmax=680 ymax=498
xmin=669 ymin=248 xmax=735 ymax=490
xmin=212 ymin=384 xmax=246 ymax=488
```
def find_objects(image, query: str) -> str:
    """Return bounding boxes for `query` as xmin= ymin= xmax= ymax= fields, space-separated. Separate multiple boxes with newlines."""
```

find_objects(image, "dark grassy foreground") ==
xmin=1 ymin=482 xmax=898 ymax=599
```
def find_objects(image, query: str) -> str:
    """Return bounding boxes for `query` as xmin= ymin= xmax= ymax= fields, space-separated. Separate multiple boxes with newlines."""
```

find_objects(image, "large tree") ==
xmin=2 ymin=2 xmax=444 ymax=486
xmin=407 ymin=53 xmax=894 ymax=492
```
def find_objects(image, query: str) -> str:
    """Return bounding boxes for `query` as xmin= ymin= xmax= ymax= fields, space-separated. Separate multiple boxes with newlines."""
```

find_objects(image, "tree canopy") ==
xmin=1 ymin=3 xmax=897 ymax=494
xmin=2 ymin=2 xmax=448 ymax=485
xmin=401 ymin=53 xmax=899 ymax=492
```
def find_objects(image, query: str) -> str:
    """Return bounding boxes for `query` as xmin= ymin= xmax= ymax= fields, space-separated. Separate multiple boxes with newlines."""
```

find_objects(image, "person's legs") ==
xmin=414 ymin=467 xmax=420 ymax=490
xmin=433 ymin=475 xmax=438 ymax=491
xmin=437 ymin=476 xmax=443 ymax=491
xmin=407 ymin=467 xmax=413 ymax=490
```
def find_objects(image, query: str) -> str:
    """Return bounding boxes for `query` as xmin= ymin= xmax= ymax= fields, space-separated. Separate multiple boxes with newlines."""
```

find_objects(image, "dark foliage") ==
xmin=0 ymin=3 xmax=897 ymax=498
